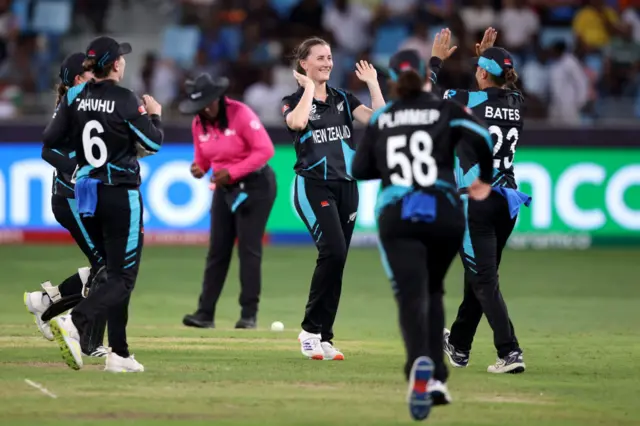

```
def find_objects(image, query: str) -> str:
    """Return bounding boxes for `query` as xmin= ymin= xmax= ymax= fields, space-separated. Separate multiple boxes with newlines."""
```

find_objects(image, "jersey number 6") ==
xmin=82 ymin=120 xmax=108 ymax=168
xmin=387 ymin=130 xmax=438 ymax=187
xmin=489 ymin=125 xmax=519 ymax=170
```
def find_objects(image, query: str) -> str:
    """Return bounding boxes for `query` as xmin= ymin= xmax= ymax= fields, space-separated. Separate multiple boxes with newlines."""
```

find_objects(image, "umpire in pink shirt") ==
xmin=180 ymin=74 xmax=276 ymax=329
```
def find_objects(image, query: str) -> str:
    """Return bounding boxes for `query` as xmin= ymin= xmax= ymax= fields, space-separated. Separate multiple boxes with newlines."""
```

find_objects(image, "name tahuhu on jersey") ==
xmin=76 ymin=99 xmax=116 ymax=113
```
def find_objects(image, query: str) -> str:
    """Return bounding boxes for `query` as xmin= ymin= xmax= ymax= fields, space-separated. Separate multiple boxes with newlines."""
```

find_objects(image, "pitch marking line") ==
xmin=24 ymin=379 xmax=57 ymax=399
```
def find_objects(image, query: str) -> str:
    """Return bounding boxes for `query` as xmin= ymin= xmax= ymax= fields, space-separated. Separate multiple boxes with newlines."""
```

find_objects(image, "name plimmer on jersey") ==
xmin=377 ymin=109 xmax=441 ymax=129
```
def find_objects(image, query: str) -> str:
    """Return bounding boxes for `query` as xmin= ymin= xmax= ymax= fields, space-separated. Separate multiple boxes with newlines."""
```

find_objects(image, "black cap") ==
xmin=474 ymin=47 xmax=514 ymax=77
xmin=388 ymin=49 xmax=428 ymax=82
xmin=178 ymin=73 xmax=230 ymax=115
xmin=85 ymin=36 xmax=132 ymax=69
xmin=59 ymin=52 xmax=86 ymax=86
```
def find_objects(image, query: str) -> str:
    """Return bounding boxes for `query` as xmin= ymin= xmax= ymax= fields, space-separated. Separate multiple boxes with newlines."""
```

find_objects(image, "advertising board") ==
xmin=0 ymin=144 xmax=637 ymax=247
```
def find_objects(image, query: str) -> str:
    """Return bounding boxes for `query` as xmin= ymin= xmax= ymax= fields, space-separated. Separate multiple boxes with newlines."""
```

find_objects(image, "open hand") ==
xmin=431 ymin=28 xmax=458 ymax=60
xmin=476 ymin=27 xmax=498 ymax=57
xmin=355 ymin=60 xmax=378 ymax=84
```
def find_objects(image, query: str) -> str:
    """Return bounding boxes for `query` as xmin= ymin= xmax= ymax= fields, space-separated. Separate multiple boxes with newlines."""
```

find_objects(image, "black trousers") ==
xmin=70 ymin=186 xmax=144 ymax=358
xmin=51 ymin=194 xmax=104 ymax=295
xmin=293 ymin=177 xmax=359 ymax=343
xmin=449 ymin=191 xmax=520 ymax=358
xmin=51 ymin=194 xmax=106 ymax=347
xmin=196 ymin=166 xmax=276 ymax=320
xmin=378 ymin=192 xmax=465 ymax=383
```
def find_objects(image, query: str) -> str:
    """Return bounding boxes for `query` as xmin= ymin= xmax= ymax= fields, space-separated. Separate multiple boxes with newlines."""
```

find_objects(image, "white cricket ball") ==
xmin=271 ymin=321 xmax=284 ymax=332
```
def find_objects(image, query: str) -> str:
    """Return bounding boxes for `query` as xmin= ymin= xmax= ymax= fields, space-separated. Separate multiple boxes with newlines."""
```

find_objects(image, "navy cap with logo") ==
xmin=85 ymin=36 xmax=132 ymax=69
xmin=474 ymin=47 xmax=514 ymax=77
xmin=387 ymin=49 xmax=428 ymax=82
xmin=59 ymin=52 xmax=86 ymax=86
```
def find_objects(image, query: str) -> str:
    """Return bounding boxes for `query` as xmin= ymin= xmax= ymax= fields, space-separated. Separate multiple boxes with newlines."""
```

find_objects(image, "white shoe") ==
xmin=298 ymin=330 xmax=324 ymax=360
xmin=321 ymin=341 xmax=344 ymax=361
xmin=487 ymin=350 xmax=526 ymax=374
xmin=429 ymin=379 xmax=452 ymax=406
xmin=105 ymin=352 xmax=144 ymax=373
xmin=49 ymin=315 xmax=83 ymax=370
xmin=23 ymin=287 xmax=54 ymax=341
xmin=85 ymin=346 xmax=110 ymax=358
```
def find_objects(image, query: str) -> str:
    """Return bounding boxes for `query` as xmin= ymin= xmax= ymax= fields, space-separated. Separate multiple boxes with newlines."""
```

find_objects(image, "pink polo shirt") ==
xmin=192 ymin=98 xmax=274 ymax=182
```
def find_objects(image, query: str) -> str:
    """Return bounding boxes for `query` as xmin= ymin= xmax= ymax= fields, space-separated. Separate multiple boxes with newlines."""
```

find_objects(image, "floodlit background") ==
xmin=0 ymin=1 xmax=639 ymax=425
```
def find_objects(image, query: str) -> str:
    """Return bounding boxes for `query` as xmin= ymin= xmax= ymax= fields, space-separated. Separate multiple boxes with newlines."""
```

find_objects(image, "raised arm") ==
xmin=285 ymin=71 xmax=315 ymax=131
xmin=353 ymin=60 xmax=386 ymax=124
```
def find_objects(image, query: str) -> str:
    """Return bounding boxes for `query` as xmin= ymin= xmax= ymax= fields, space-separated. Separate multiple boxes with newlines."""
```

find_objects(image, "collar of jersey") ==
xmin=296 ymin=85 xmax=339 ymax=104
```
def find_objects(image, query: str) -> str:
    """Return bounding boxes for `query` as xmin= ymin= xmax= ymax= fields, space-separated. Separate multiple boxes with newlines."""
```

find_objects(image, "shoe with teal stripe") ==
xmin=407 ymin=356 xmax=434 ymax=421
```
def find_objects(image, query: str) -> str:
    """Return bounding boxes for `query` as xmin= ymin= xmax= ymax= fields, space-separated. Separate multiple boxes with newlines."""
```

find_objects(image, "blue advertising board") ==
xmin=0 ymin=144 xmax=213 ymax=231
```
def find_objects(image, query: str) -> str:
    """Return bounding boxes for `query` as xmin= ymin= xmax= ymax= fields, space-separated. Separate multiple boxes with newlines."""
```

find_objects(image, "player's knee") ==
xmin=468 ymin=269 xmax=498 ymax=290
xmin=319 ymin=242 xmax=347 ymax=266
xmin=237 ymin=239 xmax=263 ymax=259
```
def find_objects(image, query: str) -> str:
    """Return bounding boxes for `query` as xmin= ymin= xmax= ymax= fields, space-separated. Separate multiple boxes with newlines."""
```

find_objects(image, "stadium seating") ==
xmin=372 ymin=24 xmax=410 ymax=65
xmin=161 ymin=26 xmax=201 ymax=68
xmin=31 ymin=0 xmax=73 ymax=35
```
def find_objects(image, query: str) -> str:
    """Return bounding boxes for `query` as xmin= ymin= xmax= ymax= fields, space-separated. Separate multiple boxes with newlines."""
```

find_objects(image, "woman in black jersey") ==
xmin=352 ymin=49 xmax=493 ymax=422
xmin=24 ymin=52 xmax=108 ymax=358
xmin=281 ymin=37 xmax=385 ymax=360
xmin=430 ymin=28 xmax=531 ymax=375
xmin=43 ymin=36 xmax=163 ymax=373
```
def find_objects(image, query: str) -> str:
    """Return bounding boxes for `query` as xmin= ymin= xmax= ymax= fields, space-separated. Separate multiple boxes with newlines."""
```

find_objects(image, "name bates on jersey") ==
xmin=484 ymin=105 xmax=520 ymax=121
xmin=308 ymin=124 xmax=352 ymax=144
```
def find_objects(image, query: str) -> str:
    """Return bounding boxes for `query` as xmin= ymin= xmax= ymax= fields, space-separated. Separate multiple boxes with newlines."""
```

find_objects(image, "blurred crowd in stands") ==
xmin=0 ymin=0 xmax=639 ymax=124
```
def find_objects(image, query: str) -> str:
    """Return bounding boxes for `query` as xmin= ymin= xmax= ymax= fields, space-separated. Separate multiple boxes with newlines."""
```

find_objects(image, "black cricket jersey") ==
xmin=42 ymin=144 xmax=77 ymax=198
xmin=351 ymin=92 xmax=493 ymax=212
xmin=430 ymin=58 xmax=524 ymax=190
xmin=42 ymin=80 xmax=163 ymax=187
xmin=282 ymin=86 xmax=362 ymax=181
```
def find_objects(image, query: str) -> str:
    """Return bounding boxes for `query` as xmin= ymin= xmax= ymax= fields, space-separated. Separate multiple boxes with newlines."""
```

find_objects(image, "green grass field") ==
xmin=1 ymin=245 xmax=639 ymax=425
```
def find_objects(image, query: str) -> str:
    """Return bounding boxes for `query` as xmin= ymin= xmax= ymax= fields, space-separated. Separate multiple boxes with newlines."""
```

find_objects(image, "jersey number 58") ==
xmin=386 ymin=130 xmax=438 ymax=187
xmin=82 ymin=120 xmax=108 ymax=168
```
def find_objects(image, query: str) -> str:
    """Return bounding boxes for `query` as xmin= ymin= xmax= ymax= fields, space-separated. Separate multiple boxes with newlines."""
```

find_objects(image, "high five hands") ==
xmin=431 ymin=27 xmax=498 ymax=61
xmin=431 ymin=28 xmax=458 ymax=61
xmin=476 ymin=27 xmax=498 ymax=57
